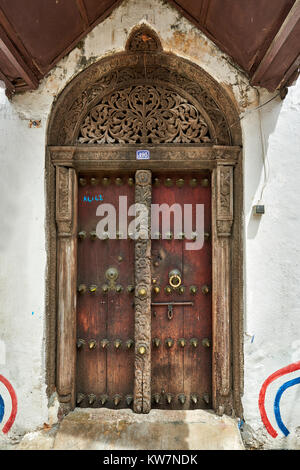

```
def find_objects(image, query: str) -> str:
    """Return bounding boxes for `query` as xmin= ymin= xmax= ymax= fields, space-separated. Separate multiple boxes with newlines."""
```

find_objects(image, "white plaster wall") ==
xmin=242 ymin=79 xmax=300 ymax=449
xmin=0 ymin=0 xmax=299 ymax=449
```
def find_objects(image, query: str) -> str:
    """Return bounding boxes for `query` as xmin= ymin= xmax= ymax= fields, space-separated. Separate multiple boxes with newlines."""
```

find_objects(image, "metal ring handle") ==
xmin=169 ymin=274 xmax=182 ymax=288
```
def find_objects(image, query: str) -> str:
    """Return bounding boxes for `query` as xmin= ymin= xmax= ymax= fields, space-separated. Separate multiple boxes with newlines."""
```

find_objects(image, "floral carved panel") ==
xmin=78 ymin=84 xmax=212 ymax=145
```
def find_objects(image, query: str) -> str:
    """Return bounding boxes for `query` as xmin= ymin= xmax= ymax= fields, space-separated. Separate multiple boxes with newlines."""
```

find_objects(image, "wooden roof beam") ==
xmin=0 ymin=23 xmax=39 ymax=90
xmin=76 ymin=0 xmax=90 ymax=29
xmin=251 ymin=0 xmax=300 ymax=88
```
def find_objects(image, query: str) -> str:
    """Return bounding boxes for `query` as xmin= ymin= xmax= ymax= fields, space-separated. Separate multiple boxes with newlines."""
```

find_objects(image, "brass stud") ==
xmin=178 ymin=393 xmax=186 ymax=405
xmin=89 ymin=285 xmax=98 ymax=293
xmin=126 ymin=395 xmax=133 ymax=406
xmin=191 ymin=232 xmax=198 ymax=241
xmin=101 ymin=339 xmax=109 ymax=349
xmin=153 ymin=286 xmax=160 ymax=295
xmin=90 ymin=177 xmax=99 ymax=186
xmin=165 ymin=231 xmax=173 ymax=240
xmin=189 ymin=178 xmax=198 ymax=187
xmin=88 ymin=393 xmax=96 ymax=405
xmin=116 ymin=231 xmax=124 ymax=239
xmin=138 ymin=287 xmax=147 ymax=298
xmin=153 ymin=260 xmax=160 ymax=267
xmin=101 ymin=284 xmax=109 ymax=294
xmin=178 ymin=338 xmax=186 ymax=348
xmin=89 ymin=230 xmax=97 ymax=240
xmin=99 ymin=232 xmax=109 ymax=240
xmin=166 ymin=393 xmax=172 ymax=404
xmin=116 ymin=285 xmax=123 ymax=293
xmin=89 ymin=339 xmax=97 ymax=349
xmin=100 ymin=394 xmax=108 ymax=406
xmin=79 ymin=178 xmax=87 ymax=187
xmin=191 ymin=394 xmax=198 ymax=405
xmin=102 ymin=177 xmax=110 ymax=186
xmin=77 ymin=284 xmax=87 ymax=294
xmin=165 ymin=338 xmax=174 ymax=348
xmin=153 ymin=393 xmax=160 ymax=404
xmin=202 ymin=338 xmax=211 ymax=348
xmin=203 ymin=393 xmax=210 ymax=405
xmin=138 ymin=345 xmax=146 ymax=355
xmin=154 ymin=178 xmax=160 ymax=187
xmin=176 ymin=178 xmax=185 ymax=188
xmin=153 ymin=231 xmax=161 ymax=239
xmin=190 ymin=285 xmax=198 ymax=295
xmin=127 ymin=177 xmax=134 ymax=186
xmin=165 ymin=286 xmax=172 ymax=295
xmin=117 ymin=255 xmax=123 ymax=262
xmin=190 ymin=338 xmax=199 ymax=348
xmin=76 ymin=393 xmax=85 ymax=404
xmin=204 ymin=232 xmax=210 ymax=240
xmin=202 ymin=284 xmax=210 ymax=295
xmin=113 ymin=394 xmax=122 ymax=407
xmin=115 ymin=177 xmax=123 ymax=186
xmin=178 ymin=285 xmax=185 ymax=295
xmin=76 ymin=338 xmax=85 ymax=349
xmin=201 ymin=178 xmax=209 ymax=187
xmin=152 ymin=338 xmax=161 ymax=348
xmin=127 ymin=285 xmax=135 ymax=293
xmin=78 ymin=231 xmax=87 ymax=240
xmin=126 ymin=339 xmax=134 ymax=349
xmin=164 ymin=178 xmax=173 ymax=187
xmin=152 ymin=278 xmax=157 ymax=284
xmin=178 ymin=232 xmax=185 ymax=240
xmin=114 ymin=339 xmax=122 ymax=349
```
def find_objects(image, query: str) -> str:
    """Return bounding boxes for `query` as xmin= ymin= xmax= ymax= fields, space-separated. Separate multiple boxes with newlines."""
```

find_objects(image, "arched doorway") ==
xmin=46 ymin=25 xmax=243 ymax=418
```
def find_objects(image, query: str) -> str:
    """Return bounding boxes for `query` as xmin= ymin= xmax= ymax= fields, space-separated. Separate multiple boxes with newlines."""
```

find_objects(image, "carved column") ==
xmin=212 ymin=162 xmax=234 ymax=415
xmin=133 ymin=170 xmax=152 ymax=413
xmin=55 ymin=166 xmax=78 ymax=416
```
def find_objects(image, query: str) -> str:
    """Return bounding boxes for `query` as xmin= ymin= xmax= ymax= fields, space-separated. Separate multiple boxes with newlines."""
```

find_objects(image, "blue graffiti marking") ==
xmin=83 ymin=195 xmax=103 ymax=203
xmin=274 ymin=376 xmax=300 ymax=436
xmin=0 ymin=394 xmax=4 ymax=424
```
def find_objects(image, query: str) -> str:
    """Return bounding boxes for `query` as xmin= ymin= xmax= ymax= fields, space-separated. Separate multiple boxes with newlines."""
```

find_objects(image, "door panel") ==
xmin=151 ymin=172 xmax=212 ymax=409
xmin=76 ymin=172 xmax=135 ymax=408
xmin=76 ymin=170 xmax=212 ymax=410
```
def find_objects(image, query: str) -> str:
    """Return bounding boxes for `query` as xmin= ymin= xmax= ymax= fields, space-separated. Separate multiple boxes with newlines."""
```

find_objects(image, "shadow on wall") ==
xmin=245 ymin=88 xmax=284 ymax=240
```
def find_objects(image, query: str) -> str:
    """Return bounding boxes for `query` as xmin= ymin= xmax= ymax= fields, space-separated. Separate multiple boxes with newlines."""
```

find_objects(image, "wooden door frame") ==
xmin=48 ymin=143 xmax=242 ymax=417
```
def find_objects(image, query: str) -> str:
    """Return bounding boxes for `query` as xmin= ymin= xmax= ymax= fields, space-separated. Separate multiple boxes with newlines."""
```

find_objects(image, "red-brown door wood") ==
xmin=151 ymin=172 xmax=212 ymax=410
xmin=76 ymin=172 xmax=135 ymax=409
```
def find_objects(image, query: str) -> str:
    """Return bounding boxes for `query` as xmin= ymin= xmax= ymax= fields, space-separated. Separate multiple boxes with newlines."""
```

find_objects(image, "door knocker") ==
xmin=169 ymin=269 xmax=182 ymax=289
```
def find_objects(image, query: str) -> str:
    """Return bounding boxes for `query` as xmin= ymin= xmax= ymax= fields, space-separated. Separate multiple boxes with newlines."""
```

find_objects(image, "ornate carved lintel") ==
xmin=49 ymin=145 xmax=240 ymax=169
xmin=133 ymin=170 xmax=152 ymax=414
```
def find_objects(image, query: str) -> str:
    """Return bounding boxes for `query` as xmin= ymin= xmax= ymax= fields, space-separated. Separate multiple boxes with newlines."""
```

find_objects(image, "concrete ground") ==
xmin=10 ymin=409 xmax=244 ymax=450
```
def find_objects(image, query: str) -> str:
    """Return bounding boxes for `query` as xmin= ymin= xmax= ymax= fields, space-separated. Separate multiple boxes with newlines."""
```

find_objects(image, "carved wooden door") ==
xmin=76 ymin=172 xmax=136 ymax=409
xmin=151 ymin=172 xmax=212 ymax=409
xmin=75 ymin=170 xmax=212 ymax=410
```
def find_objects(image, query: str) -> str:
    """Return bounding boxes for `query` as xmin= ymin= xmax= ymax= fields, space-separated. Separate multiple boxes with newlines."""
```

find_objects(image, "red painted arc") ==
xmin=258 ymin=361 xmax=300 ymax=438
xmin=0 ymin=375 xmax=17 ymax=434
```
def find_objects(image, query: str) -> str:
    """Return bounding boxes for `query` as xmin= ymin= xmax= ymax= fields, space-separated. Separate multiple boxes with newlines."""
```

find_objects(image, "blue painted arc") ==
xmin=0 ymin=393 xmax=4 ymax=424
xmin=274 ymin=377 xmax=300 ymax=437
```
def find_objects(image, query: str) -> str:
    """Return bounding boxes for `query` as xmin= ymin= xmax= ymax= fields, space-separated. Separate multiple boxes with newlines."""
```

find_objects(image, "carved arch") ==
xmin=47 ymin=27 xmax=242 ymax=147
